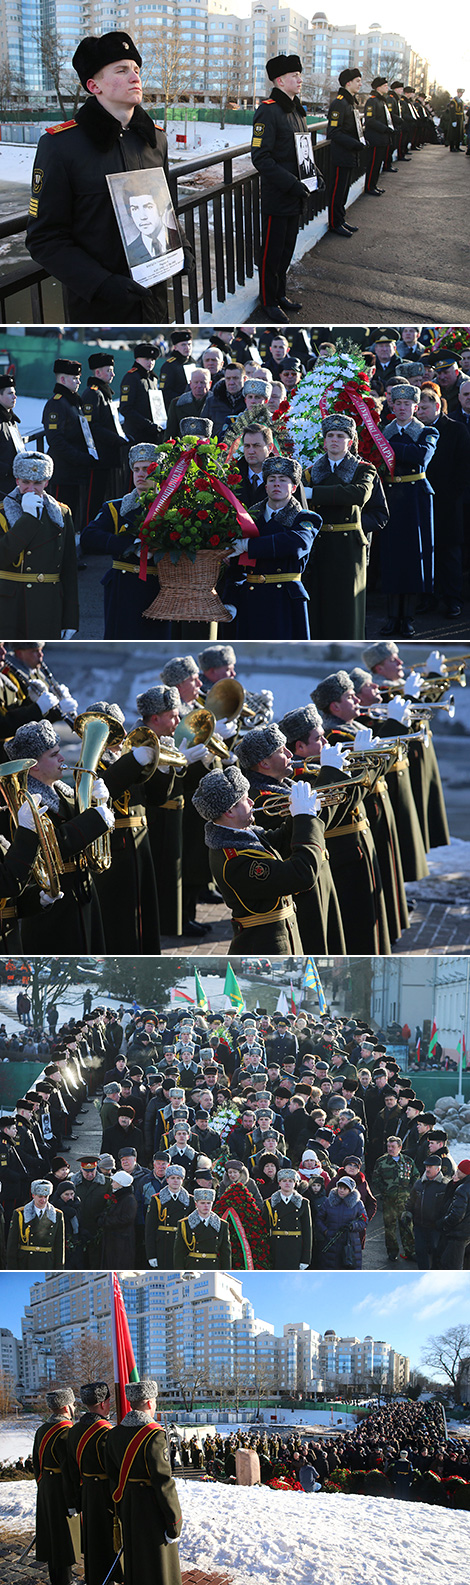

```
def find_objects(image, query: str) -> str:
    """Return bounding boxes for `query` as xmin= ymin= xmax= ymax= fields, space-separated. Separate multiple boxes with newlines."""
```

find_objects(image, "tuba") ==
xmin=0 ymin=758 xmax=63 ymax=898
xmin=73 ymin=710 xmax=113 ymax=871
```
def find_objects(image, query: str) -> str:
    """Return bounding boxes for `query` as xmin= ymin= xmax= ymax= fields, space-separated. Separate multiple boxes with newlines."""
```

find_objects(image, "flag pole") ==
xmin=109 ymin=1270 xmax=122 ymax=1425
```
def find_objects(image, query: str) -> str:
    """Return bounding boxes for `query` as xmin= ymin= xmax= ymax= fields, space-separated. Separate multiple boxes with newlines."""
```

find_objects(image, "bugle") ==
xmin=0 ymin=757 xmax=63 ymax=897
xmin=258 ymin=766 xmax=369 ymax=816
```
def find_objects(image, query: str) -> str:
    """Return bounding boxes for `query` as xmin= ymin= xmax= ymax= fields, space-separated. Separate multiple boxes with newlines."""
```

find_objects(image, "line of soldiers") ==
xmin=0 ymin=637 xmax=456 ymax=956
xmin=31 ymin=1378 xmax=182 ymax=1585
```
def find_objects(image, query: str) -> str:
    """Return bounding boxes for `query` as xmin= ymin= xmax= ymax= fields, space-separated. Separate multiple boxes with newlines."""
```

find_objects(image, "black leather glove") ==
xmin=91 ymin=275 xmax=153 ymax=314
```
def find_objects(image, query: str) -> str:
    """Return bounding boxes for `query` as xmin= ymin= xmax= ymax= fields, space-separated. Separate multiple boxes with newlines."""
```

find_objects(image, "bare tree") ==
xmin=172 ymin=1359 xmax=209 ymax=1412
xmin=0 ymin=1368 xmax=18 ymax=1417
xmin=422 ymin=1326 xmax=470 ymax=1404
xmin=39 ymin=1332 xmax=114 ymax=1401
xmin=139 ymin=29 xmax=194 ymax=131
xmin=248 ymin=1357 xmax=275 ymax=1416
xmin=33 ymin=28 xmax=82 ymax=116
xmin=0 ymin=60 xmax=17 ymax=113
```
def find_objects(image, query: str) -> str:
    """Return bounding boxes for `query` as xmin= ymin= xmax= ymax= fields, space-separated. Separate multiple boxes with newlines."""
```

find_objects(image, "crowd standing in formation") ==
xmin=2 ymin=325 xmax=470 ymax=639
xmin=0 ymin=638 xmax=458 ymax=955
xmin=2 ymin=1002 xmax=469 ymax=1272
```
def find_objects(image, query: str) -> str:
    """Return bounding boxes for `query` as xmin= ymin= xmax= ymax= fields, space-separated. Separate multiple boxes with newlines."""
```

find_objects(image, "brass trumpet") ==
xmin=0 ymin=757 xmax=63 ymax=898
xmin=174 ymin=706 xmax=231 ymax=761
xmin=122 ymin=723 xmax=187 ymax=770
xmin=258 ymin=766 xmax=369 ymax=816
xmin=74 ymin=711 xmax=113 ymax=873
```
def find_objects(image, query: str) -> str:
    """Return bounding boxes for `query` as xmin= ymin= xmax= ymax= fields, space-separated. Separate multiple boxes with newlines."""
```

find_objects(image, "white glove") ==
xmin=61 ymin=630 xmax=77 ymax=640
xmin=21 ymin=492 xmax=43 ymax=516
xmin=91 ymin=776 xmax=109 ymax=805
xmin=35 ymin=688 xmax=58 ymax=715
xmin=57 ymin=682 xmax=72 ymax=699
xmin=387 ymin=698 xmax=412 ymax=726
xmin=226 ymin=537 xmax=249 ymax=557
xmin=17 ymin=795 xmax=45 ymax=829
xmin=68 ymin=1509 xmax=78 ymax=1517
xmin=353 ymin=727 xmax=382 ymax=750
xmin=40 ymin=889 xmax=64 ymax=908
xmin=58 ymin=695 xmax=77 ymax=717
xmin=133 ymin=745 xmax=155 ymax=766
xmin=289 ymin=781 xmax=320 ymax=817
xmin=320 ymin=743 xmax=351 ymax=773
xmin=425 ymin=650 xmax=446 ymax=675
xmin=178 ymin=738 xmax=211 ymax=765
xmin=299 ymin=1263 xmax=309 ymax=1270
xmin=96 ymin=804 xmax=115 ymax=832
xmin=202 ymin=748 xmax=216 ymax=768
xmin=165 ymin=1535 xmax=179 ymax=1544
xmin=215 ymin=717 xmax=238 ymax=740
xmin=148 ymin=1258 xmax=158 ymax=1267
xmin=260 ymin=690 xmax=274 ymax=708
xmin=404 ymin=672 xmax=422 ymax=699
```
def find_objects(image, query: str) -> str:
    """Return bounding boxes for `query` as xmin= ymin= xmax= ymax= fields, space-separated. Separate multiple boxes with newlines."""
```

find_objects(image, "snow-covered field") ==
xmin=1 ymin=1477 xmax=468 ymax=1585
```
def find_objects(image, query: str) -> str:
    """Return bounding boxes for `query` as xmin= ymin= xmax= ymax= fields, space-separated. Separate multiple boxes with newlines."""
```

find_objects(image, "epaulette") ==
xmin=223 ymin=847 xmax=239 ymax=859
xmin=337 ymin=93 xmax=343 ymax=99
xmin=262 ymin=99 xmax=275 ymax=104
xmin=46 ymin=120 xmax=77 ymax=134
xmin=53 ymin=392 xmax=62 ymax=400
xmin=166 ymin=356 xmax=175 ymax=363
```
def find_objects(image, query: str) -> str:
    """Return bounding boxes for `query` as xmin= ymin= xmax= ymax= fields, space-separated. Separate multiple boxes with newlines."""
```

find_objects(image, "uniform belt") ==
xmin=320 ymin=522 xmax=359 ymax=532
xmin=0 ymin=570 xmax=60 ymax=583
xmin=60 ymin=860 xmax=79 ymax=873
xmin=162 ymin=796 xmax=184 ymax=810
xmin=82 ymin=1472 xmax=108 ymax=1478
xmin=156 ymin=1224 xmax=176 ymax=1232
xmin=233 ymin=902 xmax=296 ymax=929
xmin=390 ymin=473 xmax=426 ymax=483
xmin=271 ymin=1229 xmax=301 ymax=1237
xmin=186 ymin=1251 xmax=218 ymax=1260
xmin=0 ymin=905 xmax=17 ymax=919
xmin=246 ymin=572 xmax=301 ymax=584
xmin=128 ymin=1477 xmax=152 ymax=1484
xmin=112 ymin=560 xmax=160 ymax=575
xmin=326 ymin=818 xmax=369 ymax=838
xmin=114 ymin=815 xmax=147 ymax=830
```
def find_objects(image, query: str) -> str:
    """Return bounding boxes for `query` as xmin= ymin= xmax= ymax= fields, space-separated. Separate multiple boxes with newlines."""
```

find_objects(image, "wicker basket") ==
xmin=143 ymin=549 xmax=233 ymax=623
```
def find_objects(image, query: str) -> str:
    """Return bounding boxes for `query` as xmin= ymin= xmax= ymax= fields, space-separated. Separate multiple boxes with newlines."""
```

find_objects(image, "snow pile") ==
xmin=426 ymin=838 xmax=470 ymax=881
xmin=1 ymin=1480 xmax=468 ymax=1585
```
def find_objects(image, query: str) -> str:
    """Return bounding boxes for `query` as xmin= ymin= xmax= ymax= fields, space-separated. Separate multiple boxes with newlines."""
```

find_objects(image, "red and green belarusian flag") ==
xmin=110 ymin=1272 xmax=139 ymax=1423
xmin=457 ymin=1032 xmax=467 ymax=1070
xmin=428 ymin=1019 xmax=438 ymax=1058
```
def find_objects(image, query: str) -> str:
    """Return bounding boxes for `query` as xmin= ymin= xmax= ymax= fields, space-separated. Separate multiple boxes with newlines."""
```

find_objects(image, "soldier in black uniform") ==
xmin=0 ymin=374 xmax=25 ymax=496
xmin=26 ymin=31 xmax=176 ymax=323
xmin=42 ymin=358 xmax=94 ymax=538
xmin=327 ymin=68 xmax=365 ymax=234
xmin=82 ymin=352 xmax=129 ymax=515
xmin=387 ymin=82 xmax=409 ymax=162
xmin=120 ymin=342 xmax=165 ymax=442
xmin=250 ymin=53 xmax=314 ymax=321
xmin=65 ymin=1381 xmax=121 ymax=1585
xmin=159 ymin=330 xmax=195 ymax=412
xmin=104 ymin=1379 xmax=182 ymax=1585
xmin=32 ymin=1386 xmax=77 ymax=1585
xmin=364 ymin=77 xmax=394 ymax=194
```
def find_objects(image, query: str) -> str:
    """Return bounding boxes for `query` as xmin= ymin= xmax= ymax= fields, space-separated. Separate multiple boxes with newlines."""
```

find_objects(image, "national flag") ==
xmin=110 ymin=1272 xmax=139 ymax=1423
xmin=457 ymin=1032 xmax=467 ymax=1071
xmin=223 ymin=962 xmax=245 ymax=1010
xmin=416 ymin=1037 xmax=421 ymax=1065
xmin=276 ymin=990 xmax=289 ymax=1015
xmin=428 ymin=1019 xmax=438 ymax=1057
xmin=290 ymin=979 xmax=302 ymax=1014
xmin=195 ymin=968 xmax=208 ymax=1010
xmin=171 ymin=985 xmax=195 ymax=1004
xmin=303 ymin=957 xmax=327 ymax=1014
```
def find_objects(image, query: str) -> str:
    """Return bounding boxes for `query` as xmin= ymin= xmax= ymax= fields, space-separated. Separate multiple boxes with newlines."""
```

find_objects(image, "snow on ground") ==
xmin=0 ymin=1479 xmax=468 ymax=1585
xmin=426 ymin=838 xmax=470 ymax=878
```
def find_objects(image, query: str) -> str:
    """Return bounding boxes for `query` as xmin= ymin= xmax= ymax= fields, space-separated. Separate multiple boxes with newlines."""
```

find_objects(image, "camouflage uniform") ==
xmin=371 ymin=1151 xmax=419 ymax=1259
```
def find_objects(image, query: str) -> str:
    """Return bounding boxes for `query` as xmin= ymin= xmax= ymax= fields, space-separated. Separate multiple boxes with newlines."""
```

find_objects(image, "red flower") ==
xmin=169 ymin=531 xmax=181 ymax=541
xmin=227 ymin=472 xmax=242 ymax=484
xmin=179 ymin=509 xmax=191 ymax=520
xmin=147 ymin=462 xmax=158 ymax=475
xmin=209 ymin=534 xmax=221 ymax=546
xmin=214 ymin=501 xmax=229 ymax=513
xmin=196 ymin=510 xmax=209 ymax=520
xmin=194 ymin=480 xmax=210 ymax=491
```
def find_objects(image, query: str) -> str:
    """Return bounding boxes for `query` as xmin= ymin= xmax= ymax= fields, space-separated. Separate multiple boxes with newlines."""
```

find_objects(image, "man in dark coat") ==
xmin=417 ymin=382 xmax=470 ymax=617
xmin=120 ymin=342 xmax=166 ymax=440
xmin=306 ymin=413 xmax=376 ymax=639
xmin=105 ymin=1379 xmax=183 ymax=1585
xmin=101 ymin=1169 xmax=137 ymax=1265
xmin=201 ymin=364 xmax=247 ymax=438
xmin=380 ymin=383 xmax=439 ymax=636
xmin=0 ymin=450 xmax=78 ymax=640
xmin=436 ymin=1160 xmax=470 ymax=1268
xmin=363 ymin=77 xmax=394 ymax=194
xmin=159 ymin=331 xmax=195 ymax=411
xmin=226 ymin=455 xmax=321 ymax=639
xmin=32 ymin=1386 xmax=76 ymax=1585
xmin=82 ymin=352 xmax=129 ymax=515
xmin=165 ymin=368 xmax=211 ymax=439
xmin=26 ymin=32 xmax=177 ymax=322
xmin=0 ymin=374 xmax=24 ymax=496
xmin=406 ymin=1158 xmax=448 ymax=1268
xmin=250 ymin=53 xmax=312 ymax=319
xmin=66 ymin=1381 xmax=121 ymax=1585
xmin=327 ymin=68 xmax=365 ymax=234
xmin=264 ymin=1165 xmax=312 ymax=1267
xmin=72 ymin=1156 xmax=106 ymax=1264
xmin=42 ymin=358 xmax=94 ymax=535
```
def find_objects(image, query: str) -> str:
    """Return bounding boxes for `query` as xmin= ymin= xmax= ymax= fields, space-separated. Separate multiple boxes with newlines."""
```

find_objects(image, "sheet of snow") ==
xmin=425 ymin=837 xmax=470 ymax=878
xmin=0 ymin=1419 xmax=41 ymax=1463
xmin=1 ymin=1480 xmax=468 ymax=1585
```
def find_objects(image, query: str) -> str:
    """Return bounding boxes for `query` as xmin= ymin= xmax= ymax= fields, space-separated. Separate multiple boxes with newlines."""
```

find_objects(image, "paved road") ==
xmin=289 ymin=144 xmax=470 ymax=322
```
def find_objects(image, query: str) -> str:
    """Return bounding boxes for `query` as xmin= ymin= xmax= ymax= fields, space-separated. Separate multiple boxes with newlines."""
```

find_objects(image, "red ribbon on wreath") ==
xmin=319 ymin=381 xmax=395 ymax=476
xmin=138 ymin=444 xmax=258 ymax=580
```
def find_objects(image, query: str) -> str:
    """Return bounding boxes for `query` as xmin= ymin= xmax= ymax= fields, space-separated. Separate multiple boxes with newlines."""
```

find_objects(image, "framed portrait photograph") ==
xmin=294 ymin=131 xmax=318 ymax=190
xmin=106 ymin=168 xmax=185 ymax=287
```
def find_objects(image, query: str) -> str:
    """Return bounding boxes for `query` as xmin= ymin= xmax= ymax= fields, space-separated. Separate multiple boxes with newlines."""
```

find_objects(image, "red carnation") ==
xmin=214 ymin=501 xmax=229 ymax=513
xmin=179 ymin=509 xmax=191 ymax=520
xmin=209 ymin=534 xmax=221 ymax=546
xmin=195 ymin=480 xmax=209 ymax=491
xmin=196 ymin=510 xmax=209 ymax=520
xmin=169 ymin=531 xmax=181 ymax=541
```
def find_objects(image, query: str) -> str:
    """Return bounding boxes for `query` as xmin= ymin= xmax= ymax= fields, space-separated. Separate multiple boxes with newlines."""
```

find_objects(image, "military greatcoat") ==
xmin=105 ymin=1416 xmax=182 ymax=1585
xmin=0 ymin=489 xmax=78 ymax=638
xmin=306 ymin=454 xmax=376 ymax=638
xmin=204 ymin=811 xmax=327 ymax=955
xmin=66 ymin=1412 xmax=121 ymax=1585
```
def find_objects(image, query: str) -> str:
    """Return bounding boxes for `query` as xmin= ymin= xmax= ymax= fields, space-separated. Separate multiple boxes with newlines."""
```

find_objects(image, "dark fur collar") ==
xmin=271 ymin=86 xmax=305 ymax=116
xmin=76 ymin=96 xmax=157 ymax=151
xmin=309 ymin=453 xmax=359 ymax=484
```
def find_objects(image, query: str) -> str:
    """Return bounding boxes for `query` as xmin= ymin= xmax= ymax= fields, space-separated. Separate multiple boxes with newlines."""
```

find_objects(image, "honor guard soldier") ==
xmin=82 ymin=442 xmax=168 ymax=639
xmin=192 ymin=762 xmax=327 ymax=955
xmin=145 ymin=1162 xmax=195 ymax=1266
xmin=26 ymin=31 xmax=175 ymax=324
xmin=442 ymin=91 xmax=466 ymax=150
xmin=251 ymin=53 xmax=315 ymax=321
xmin=159 ymin=331 xmax=196 ymax=412
xmin=65 ymin=1381 xmax=120 ymax=1585
xmin=173 ymin=1184 xmax=232 ymax=1267
xmin=0 ymin=374 xmax=25 ymax=497
xmin=42 ymin=358 xmax=95 ymax=539
xmin=6 ymin=1178 xmax=65 ymax=1267
xmin=327 ymin=68 xmax=365 ymax=234
xmin=32 ymin=1387 xmax=77 ymax=1585
xmin=364 ymin=77 xmax=394 ymax=194
xmin=388 ymin=85 xmax=411 ymax=159
xmin=0 ymin=452 xmax=79 ymax=640
xmin=120 ymin=343 xmax=166 ymax=442
xmin=82 ymin=352 xmax=129 ymax=515
xmin=263 ymin=1165 xmax=312 ymax=1268
xmin=105 ymin=1379 xmax=183 ymax=1585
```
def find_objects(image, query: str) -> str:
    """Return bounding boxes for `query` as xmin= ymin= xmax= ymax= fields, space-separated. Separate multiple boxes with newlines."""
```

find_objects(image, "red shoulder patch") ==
xmin=261 ymin=99 xmax=275 ymax=104
xmin=223 ymin=847 xmax=239 ymax=860
xmin=46 ymin=120 xmax=77 ymax=134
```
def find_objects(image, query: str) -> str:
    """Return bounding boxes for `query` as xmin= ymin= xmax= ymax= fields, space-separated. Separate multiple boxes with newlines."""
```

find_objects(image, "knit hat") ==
xmin=72 ymin=32 xmax=142 ymax=88
xmin=80 ymin=1381 xmax=110 ymax=1405
xmin=262 ymin=455 xmax=302 ymax=484
xmin=46 ymin=1387 xmax=75 ymax=1410
xmin=363 ymin=641 xmax=399 ymax=668
xmin=98 ymin=1154 xmax=115 ymax=1171
xmin=457 ymin=1160 xmax=470 ymax=1176
xmin=311 ymin=671 xmax=353 ymax=714
xmin=389 ymin=383 xmax=420 ymax=404
xmin=337 ymin=1176 xmax=356 ymax=1190
xmin=161 ymin=656 xmax=199 ymax=687
xmin=180 ymin=418 xmax=213 ymax=438
xmin=6 ymin=718 xmax=58 ymax=763
xmin=111 ymin=1171 xmax=134 ymax=1188
xmin=322 ymin=414 xmax=356 ymax=438
xmin=277 ymin=703 xmax=322 ymax=744
xmin=198 ymin=644 xmax=236 ymax=671
xmin=237 ymin=723 xmax=286 ymax=770
xmin=266 ymin=53 xmax=302 ymax=80
xmin=31 ymin=1179 xmax=53 ymax=1196
xmin=13 ymin=451 xmax=54 ymax=482
xmin=129 ymin=443 xmax=161 ymax=466
xmin=126 ymin=1379 xmax=158 ymax=1404
xmin=136 ymin=684 xmax=180 ymax=717
xmin=192 ymin=765 xmax=249 ymax=820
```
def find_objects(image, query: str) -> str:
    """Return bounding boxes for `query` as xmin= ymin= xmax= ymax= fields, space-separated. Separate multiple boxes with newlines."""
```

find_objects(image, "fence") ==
xmin=0 ymin=122 xmax=369 ymax=324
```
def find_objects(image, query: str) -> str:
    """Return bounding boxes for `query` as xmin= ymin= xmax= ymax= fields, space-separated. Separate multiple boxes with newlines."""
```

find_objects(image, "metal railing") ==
xmin=0 ymin=123 xmax=369 ymax=323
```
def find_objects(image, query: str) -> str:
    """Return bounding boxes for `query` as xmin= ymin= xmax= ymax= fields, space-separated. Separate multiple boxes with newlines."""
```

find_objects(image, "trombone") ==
xmin=0 ymin=757 xmax=63 ymax=898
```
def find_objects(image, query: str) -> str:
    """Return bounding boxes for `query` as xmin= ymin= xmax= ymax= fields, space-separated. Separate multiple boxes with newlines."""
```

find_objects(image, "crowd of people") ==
xmin=1 ymin=1002 xmax=469 ymax=1272
xmin=1 ymin=325 xmax=470 ymax=639
xmin=0 ymin=638 xmax=459 ymax=957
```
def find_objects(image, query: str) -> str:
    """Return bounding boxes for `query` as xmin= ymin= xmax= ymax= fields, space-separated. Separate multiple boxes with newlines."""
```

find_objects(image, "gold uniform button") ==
xmin=37 ymin=573 xmax=44 ymax=582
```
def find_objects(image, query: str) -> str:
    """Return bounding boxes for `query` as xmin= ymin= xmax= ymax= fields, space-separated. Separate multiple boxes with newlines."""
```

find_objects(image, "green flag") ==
xmin=195 ymin=968 xmax=208 ymax=1010
xmin=223 ymin=962 xmax=245 ymax=1010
